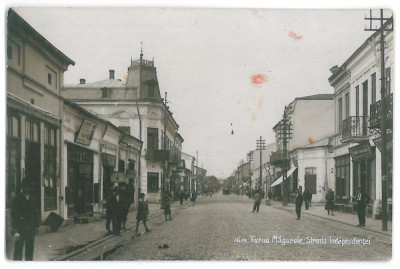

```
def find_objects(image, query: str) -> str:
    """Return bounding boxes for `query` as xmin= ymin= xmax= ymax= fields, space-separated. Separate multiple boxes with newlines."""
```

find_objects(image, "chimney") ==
xmin=79 ymin=78 xmax=86 ymax=84
xmin=109 ymin=70 xmax=115 ymax=79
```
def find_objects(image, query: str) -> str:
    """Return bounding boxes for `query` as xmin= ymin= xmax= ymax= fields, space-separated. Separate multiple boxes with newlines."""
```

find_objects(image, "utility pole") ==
xmin=247 ymin=151 xmax=253 ymax=197
xmin=256 ymin=136 xmax=265 ymax=195
xmin=280 ymin=108 xmax=292 ymax=206
xmin=365 ymin=9 xmax=393 ymax=231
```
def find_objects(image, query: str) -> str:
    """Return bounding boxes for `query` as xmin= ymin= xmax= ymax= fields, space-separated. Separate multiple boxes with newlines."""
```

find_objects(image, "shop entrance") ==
xmin=25 ymin=141 xmax=41 ymax=215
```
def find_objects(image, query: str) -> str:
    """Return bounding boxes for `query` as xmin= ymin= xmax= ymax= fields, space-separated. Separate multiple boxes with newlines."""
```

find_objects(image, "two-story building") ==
xmin=270 ymin=94 xmax=335 ymax=203
xmin=328 ymin=17 xmax=393 ymax=218
xmin=63 ymin=53 xmax=184 ymax=202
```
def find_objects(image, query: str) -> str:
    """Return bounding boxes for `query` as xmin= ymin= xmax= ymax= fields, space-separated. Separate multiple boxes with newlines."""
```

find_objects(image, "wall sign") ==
xmin=349 ymin=143 xmax=374 ymax=161
xmin=75 ymin=119 xmax=97 ymax=146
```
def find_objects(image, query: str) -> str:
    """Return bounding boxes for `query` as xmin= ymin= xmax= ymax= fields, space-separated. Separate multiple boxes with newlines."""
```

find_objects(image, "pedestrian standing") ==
xmin=295 ymin=188 xmax=303 ymax=220
xmin=356 ymin=186 xmax=370 ymax=227
xmin=303 ymin=189 xmax=311 ymax=210
xmin=309 ymin=192 xmax=313 ymax=207
xmin=325 ymin=189 xmax=335 ymax=216
xmin=105 ymin=187 xmax=116 ymax=235
xmin=163 ymin=191 xmax=173 ymax=221
xmin=190 ymin=191 xmax=196 ymax=206
xmin=135 ymin=193 xmax=150 ymax=234
xmin=179 ymin=190 xmax=184 ymax=205
xmin=11 ymin=179 xmax=40 ymax=261
xmin=119 ymin=183 xmax=131 ymax=230
xmin=251 ymin=191 xmax=262 ymax=213
xmin=112 ymin=187 xmax=124 ymax=236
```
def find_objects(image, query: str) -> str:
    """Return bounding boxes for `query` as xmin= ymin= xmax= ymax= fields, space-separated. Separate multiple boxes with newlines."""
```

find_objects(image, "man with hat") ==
xmin=11 ymin=179 xmax=40 ymax=260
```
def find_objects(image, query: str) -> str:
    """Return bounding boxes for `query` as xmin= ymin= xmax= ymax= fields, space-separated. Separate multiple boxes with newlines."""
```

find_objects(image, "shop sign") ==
xmin=349 ymin=144 xmax=374 ymax=161
xmin=111 ymin=172 xmax=126 ymax=183
xmin=75 ymin=119 xmax=97 ymax=146
xmin=373 ymin=134 xmax=393 ymax=152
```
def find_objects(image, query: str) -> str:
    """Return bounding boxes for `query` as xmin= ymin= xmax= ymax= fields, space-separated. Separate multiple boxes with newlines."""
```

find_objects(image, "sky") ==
xmin=4 ymin=4 xmax=395 ymax=179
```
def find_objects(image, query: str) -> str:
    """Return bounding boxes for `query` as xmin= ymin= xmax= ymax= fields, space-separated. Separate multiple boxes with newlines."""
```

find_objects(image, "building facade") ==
xmin=328 ymin=17 xmax=393 ymax=218
xmin=63 ymin=54 xmax=184 ymax=202
xmin=270 ymin=94 xmax=335 ymax=203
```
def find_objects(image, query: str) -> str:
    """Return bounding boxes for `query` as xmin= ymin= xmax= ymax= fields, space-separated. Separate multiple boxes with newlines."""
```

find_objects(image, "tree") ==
xmin=205 ymin=176 xmax=221 ymax=192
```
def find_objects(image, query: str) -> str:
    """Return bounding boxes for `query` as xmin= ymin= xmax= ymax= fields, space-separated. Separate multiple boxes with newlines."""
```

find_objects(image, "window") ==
xmin=44 ymin=125 xmax=57 ymax=211
xmin=25 ymin=119 xmax=40 ymax=142
xmin=101 ymin=88 xmax=109 ymax=98
xmin=147 ymin=173 xmax=159 ymax=193
xmin=304 ymin=167 xmax=316 ymax=194
xmin=147 ymin=127 xmax=158 ymax=150
xmin=345 ymin=93 xmax=349 ymax=119
xmin=7 ymin=114 xmax=20 ymax=138
xmin=7 ymin=40 xmax=21 ymax=65
xmin=356 ymin=86 xmax=360 ymax=117
xmin=338 ymin=98 xmax=343 ymax=131
xmin=48 ymin=73 xmax=52 ymax=85
xmin=148 ymin=84 xmax=155 ymax=98
xmin=371 ymin=73 xmax=376 ymax=104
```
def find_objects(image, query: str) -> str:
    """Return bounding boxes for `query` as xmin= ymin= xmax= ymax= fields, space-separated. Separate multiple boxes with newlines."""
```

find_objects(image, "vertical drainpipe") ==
xmin=136 ymin=95 xmax=142 ymax=205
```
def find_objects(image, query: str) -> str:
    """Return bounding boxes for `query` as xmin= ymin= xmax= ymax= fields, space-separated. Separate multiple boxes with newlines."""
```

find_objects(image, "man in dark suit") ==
xmin=11 ymin=179 xmax=40 ymax=260
xmin=356 ymin=186 xmax=369 ymax=227
xmin=295 ymin=188 xmax=303 ymax=220
xmin=135 ymin=193 xmax=150 ymax=234
xmin=303 ymin=189 xmax=311 ymax=210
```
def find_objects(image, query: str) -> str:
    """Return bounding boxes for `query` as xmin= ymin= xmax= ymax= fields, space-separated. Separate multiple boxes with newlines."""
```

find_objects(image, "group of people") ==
xmin=105 ymin=183 xmax=132 ymax=236
xmin=294 ymin=186 xmax=370 ymax=228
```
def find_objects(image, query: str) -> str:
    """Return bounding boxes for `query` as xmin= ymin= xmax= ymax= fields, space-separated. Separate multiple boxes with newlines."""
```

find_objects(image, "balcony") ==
xmin=169 ymin=147 xmax=182 ymax=167
xmin=145 ymin=149 xmax=169 ymax=162
xmin=341 ymin=116 xmax=369 ymax=143
xmin=270 ymin=151 xmax=290 ymax=169
xmin=370 ymin=93 xmax=393 ymax=129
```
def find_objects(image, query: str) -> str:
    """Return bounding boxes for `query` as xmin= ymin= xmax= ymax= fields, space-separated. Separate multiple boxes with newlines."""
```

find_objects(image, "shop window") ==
xmin=44 ymin=125 xmax=57 ymax=211
xmin=147 ymin=173 xmax=159 ymax=193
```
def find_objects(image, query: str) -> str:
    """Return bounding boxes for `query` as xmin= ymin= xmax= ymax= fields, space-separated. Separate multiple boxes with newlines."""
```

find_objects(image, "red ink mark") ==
xmin=288 ymin=31 xmax=302 ymax=40
xmin=250 ymin=74 xmax=268 ymax=86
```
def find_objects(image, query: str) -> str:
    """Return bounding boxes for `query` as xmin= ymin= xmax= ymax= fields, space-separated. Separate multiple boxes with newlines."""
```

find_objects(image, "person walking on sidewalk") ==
xmin=252 ymin=191 xmax=262 ymax=213
xmin=325 ymin=189 xmax=335 ymax=216
xmin=162 ymin=190 xmax=173 ymax=221
xmin=295 ymin=188 xmax=303 ymax=220
xmin=303 ymin=189 xmax=311 ymax=210
xmin=179 ymin=190 xmax=184 ymax=205
xmin=11 ymin=179 xmax=40 ymax=261
xmin=135 ymin=193 xmax=150 ymax=234
xmin=356 ymin=186 xmax=370 ymax=227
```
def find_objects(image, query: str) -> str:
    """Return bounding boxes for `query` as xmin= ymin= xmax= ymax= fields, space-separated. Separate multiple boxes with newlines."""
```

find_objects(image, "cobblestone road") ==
xmin=105 ymin=194 xmax=391 ymax=261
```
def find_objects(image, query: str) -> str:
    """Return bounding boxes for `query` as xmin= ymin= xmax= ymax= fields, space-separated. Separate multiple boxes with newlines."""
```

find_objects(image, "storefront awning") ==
xmin=270 ymin=167 xmax=297 ymax=187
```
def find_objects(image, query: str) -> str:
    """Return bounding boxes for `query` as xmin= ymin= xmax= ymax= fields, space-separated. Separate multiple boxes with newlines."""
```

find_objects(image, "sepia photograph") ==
xmin=3 ymin=1 xmax=396 ymax=263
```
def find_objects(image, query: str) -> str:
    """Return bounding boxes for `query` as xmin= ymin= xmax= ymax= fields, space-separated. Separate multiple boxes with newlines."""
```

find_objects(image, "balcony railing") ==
xmin=370 ymin=93 xmax=393 ymax=129
xmin=270 ymin=151 xmax=290 ymax=169
xmin=341 ymin=116 xmax=369 ymax=143
xmin=145 ymin=149 xmax=169 ymax=162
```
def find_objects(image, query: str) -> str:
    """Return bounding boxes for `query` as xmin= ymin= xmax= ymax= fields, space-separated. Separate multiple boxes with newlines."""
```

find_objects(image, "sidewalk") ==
xmin=5 ymin=200 xmax=190 ymax=261
xmin=268 ymin=200 xmax=392 ymax=236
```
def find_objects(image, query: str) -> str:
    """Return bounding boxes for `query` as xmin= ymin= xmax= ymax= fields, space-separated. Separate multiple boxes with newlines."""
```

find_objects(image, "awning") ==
xmin=270 ymin=167 xmax=297 ymax=187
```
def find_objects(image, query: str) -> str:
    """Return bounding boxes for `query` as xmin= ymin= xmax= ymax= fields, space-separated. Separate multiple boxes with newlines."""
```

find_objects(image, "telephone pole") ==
xmin=364 ymin=9 xmax=393 ymax=231
xmin=256 ymin=136 xmax=266 ymax=194
xmin=163 ymin=92 xmax=168 ymax=192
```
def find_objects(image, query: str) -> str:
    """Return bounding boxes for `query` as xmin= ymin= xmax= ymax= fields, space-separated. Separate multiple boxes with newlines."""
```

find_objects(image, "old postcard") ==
xmin=4 ymin=7 xmax=393 ymax=262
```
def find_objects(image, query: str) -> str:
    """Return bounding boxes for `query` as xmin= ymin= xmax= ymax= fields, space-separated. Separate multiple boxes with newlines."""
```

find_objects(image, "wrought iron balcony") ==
xmin=341 ymin=116 xmax=369 ymax=143
xmin=370 ymin=93 xmax=393 ymax=129
xmin=270 ymin=151 xmax=290 ymax=169
xmin=145 ymin=149 xmax=169 ymax=162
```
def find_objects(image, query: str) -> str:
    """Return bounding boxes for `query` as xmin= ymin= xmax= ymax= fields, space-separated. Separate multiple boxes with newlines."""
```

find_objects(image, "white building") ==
xmin=328 ymin=17 xmax=393 ymax=218
xmin=63 ymin=53 xmax=184 ymax=203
